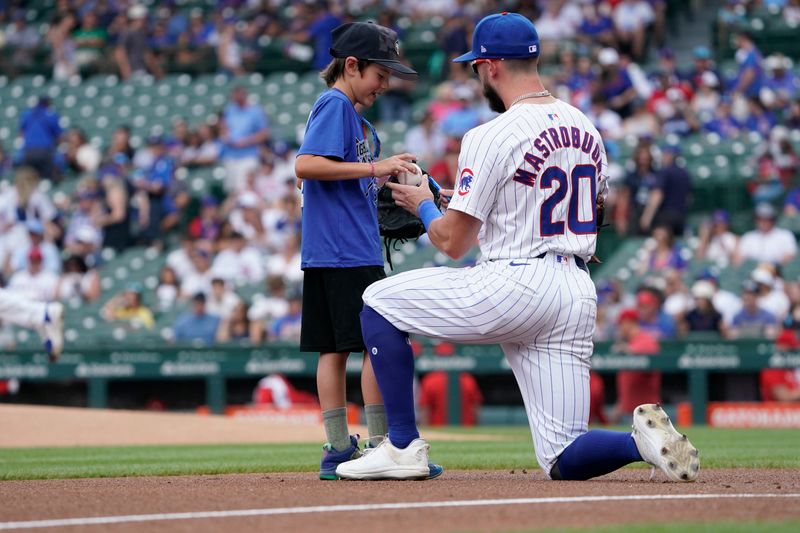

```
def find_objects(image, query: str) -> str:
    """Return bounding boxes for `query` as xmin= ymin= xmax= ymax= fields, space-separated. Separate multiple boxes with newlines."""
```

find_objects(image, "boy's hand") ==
xmin=374 ymin=153 xmax=418 ymax=178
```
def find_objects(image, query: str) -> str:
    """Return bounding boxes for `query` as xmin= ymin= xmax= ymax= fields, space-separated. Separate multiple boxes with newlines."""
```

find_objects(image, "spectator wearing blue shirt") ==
xmin=187 ymin=8 xmax=215 ymax=46
xmin=220 ymin=86 xmax=270 ymax=192
xmin=618 ymin=144 xmax=658 ymax=235
xmin=732 ymin=31 xmax=764 ymax=99
xmin=636 ymin=288 xmax=677 ymax=340
xmin=765 ymin=54 xmax=799 ymax=107
xmin=172 ymin=292 xmax=221 ymax=345
xmin=19 ymin=97 xmax=62 ymax=182
xmin=289 ymin=1 xmax=342 ymax=72
xmin=741 ymin=97 xmax=775 ymax=137
xmin=577 ymin=4 xmax=615 ymax=48
xmin=702 ymin=98 xmax=741 ymax=138
xmin=270 ymin=291 xmax=303 ymax=343
xmin=731 ymin=281 xmax=779 ymax=339
xmin=441 ymin=86 xmax=481 ymax=137
xmin=639 ymin=146 xmax=692 ymax=235
xmin=133 ymin=136 xmax=175 ymax=245
xmin=597 ymin=48 xmax=637 ymax=118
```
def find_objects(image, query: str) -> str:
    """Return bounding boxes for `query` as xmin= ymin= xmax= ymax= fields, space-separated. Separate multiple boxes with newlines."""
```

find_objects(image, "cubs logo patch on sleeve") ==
xmin=458 ymin=168 xmax=474 ymax=196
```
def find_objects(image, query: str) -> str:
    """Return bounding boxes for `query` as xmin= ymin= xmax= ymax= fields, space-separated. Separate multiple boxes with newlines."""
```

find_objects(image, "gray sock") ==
xmin=322 ymin=407 xmax=351 ymax=451
xmin=365 ymin=404 xmax=387 ymax=447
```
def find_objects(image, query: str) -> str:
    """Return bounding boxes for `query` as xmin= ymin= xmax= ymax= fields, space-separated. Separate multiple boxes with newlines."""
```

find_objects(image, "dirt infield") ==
xmin=2 ymin=405 xmax=799 ymax=531
xmin=1 ymin=469 xmax=799 ymax=532
xmin=0 ymin=405 xmax=493 ymax=448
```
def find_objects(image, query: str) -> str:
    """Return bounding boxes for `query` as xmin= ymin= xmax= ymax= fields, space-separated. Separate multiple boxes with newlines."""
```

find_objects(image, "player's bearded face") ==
xmin=481 ymin=78 xmax=506 ymax=113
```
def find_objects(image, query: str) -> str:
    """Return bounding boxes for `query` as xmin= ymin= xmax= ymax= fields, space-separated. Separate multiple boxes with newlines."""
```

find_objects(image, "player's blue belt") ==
xmin=534 ymin=252 xmax=588 ymax=272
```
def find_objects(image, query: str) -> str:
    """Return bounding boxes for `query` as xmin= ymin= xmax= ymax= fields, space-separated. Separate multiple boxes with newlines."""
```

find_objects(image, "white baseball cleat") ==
xmin=632 ymin=403 xmax=699 ymax=482
xmin=39 ymin=302 xmax=64 ymax=362
xmin=336 ymin=437 xmax=431 ymax=480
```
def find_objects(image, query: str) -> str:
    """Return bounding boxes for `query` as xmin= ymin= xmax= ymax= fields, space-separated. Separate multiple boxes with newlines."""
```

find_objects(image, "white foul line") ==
xmin=0 ymin=493 xmax=798 ymax=530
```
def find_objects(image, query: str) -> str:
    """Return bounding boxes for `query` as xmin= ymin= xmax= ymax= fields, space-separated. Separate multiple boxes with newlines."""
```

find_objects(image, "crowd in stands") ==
xmin=1 ymin=81 xmax=303 ymax=347
xmin=0 ymin=0 xmax=798 ymax=356
xmin=596 ymin=197 xmax=800 ymax=344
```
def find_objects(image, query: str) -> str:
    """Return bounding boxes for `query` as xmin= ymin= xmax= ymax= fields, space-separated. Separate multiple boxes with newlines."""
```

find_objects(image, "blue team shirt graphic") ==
xmin=298 ymin=88 xmax=382 ymax=268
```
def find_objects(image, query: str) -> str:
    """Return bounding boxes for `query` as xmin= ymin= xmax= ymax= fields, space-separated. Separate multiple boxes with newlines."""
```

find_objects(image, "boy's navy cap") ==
xmin=330 ymin=22 xmax=418 ymax=80
xmin=453 ymin=12 xmax=540 ymax=63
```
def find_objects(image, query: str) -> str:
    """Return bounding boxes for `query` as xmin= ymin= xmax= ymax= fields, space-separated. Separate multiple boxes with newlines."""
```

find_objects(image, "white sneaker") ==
xmin=39 ymin=302 xmax=64 ymax=362
xmin=336 ymin=437 xmax=431 ymax=480
xmin=631 ymin=403 xmax=699 ymax=482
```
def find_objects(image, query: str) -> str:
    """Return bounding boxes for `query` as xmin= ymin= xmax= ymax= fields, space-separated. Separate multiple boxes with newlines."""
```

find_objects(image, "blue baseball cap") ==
xmin=712 ymin=209 xmax=730 ymax=224
xmin=453 ymin=12 xmax=540 ymax=63
xmin=26 ymin=219 xmax=44 ymax=235
xmin=693 ymin=46 xmax=712 ymax=60
xmin=696 ymin=268 xmax=719 ymax=283
xmin=661 ymin=143 xmax=681 ymax=155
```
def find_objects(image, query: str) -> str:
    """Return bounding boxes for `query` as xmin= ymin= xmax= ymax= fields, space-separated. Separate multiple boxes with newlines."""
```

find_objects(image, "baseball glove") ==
xmin=378 ymin=172 xmax=442 ymax=269
xmin=588 ymin=196 xmax=607 ymax=264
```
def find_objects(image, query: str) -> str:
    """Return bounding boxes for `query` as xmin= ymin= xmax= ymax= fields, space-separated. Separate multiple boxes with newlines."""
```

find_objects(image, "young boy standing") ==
xmin=294 ymin=21 xmax=436 ymax=479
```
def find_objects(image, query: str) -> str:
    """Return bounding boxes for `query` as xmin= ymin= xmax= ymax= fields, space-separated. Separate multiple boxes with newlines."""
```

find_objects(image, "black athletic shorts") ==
xmin=300 ymin=266 xmax=386 ymax=354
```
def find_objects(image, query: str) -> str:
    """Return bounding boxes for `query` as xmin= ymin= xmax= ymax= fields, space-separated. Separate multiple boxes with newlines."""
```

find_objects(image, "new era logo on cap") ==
xmin=452 ymin=12 xmax=540 ymax=63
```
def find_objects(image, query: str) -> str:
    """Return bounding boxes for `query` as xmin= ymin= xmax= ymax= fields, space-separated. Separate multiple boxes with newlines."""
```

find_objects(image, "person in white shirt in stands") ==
xmin=403 ymin=110 xmax=447 ymax=168
xmin=247 ymin=274 xmax=290 ymax=343
xmin=265 ymin=233 xmax=303 ymax=285
xmin=180 ymin=248 xmax=215 ymax=300
xmin=205 ymin=277 xmax=242 ymax=320
xmin=227 ymin=191 xmax=269 ymax=250
xmin=8 ymin=247 xmax=58 ymax=302
xmin=734 ymin=203 xmax=797 ymax=265
xmin=167 ymin=234 xmax=197 ymax=279
xmin=695 ymin=270 xmax=741 ymax=326
xmin=9 ymin=219 xmax=61 ymax=275
xmin=751 ymin=265 xmax=791 ymax=322
xmin=613 ymin=0 xmax=655 ymax=61
xmin=695 ymin=209 xmax=738 ymax=264
xmin=0 ymin=248 xmax=63 ymax=359
xmin=211 ymin=232 xmax=265 ymax=285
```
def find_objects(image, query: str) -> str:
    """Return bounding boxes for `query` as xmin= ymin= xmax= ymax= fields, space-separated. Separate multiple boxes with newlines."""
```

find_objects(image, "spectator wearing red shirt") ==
xmin=253 ymin=374 xmax=318 ymax=408
xmin=760 ymin=329 xmax=800 ymax=402
xmin=611 ymin=308 xmax=662 ymax=422
xmin=417 ymin=342 xmax=482 ymax=426
xmin=588 ymin=372 xmax=608 ymax=425
xmin=761 ymin=369 xmax=800 ymax=402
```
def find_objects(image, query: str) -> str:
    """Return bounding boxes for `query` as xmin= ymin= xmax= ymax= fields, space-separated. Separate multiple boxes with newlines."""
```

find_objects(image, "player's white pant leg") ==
xmin=0 ymin=288 xmax=47 ymax=329
xmin=503 ymin=341 xmax=592 ymax=476
xmin=363 ymin=261 xmax=558 ymax=344
xmin=502 ymin=262 xmax=597 ymax=476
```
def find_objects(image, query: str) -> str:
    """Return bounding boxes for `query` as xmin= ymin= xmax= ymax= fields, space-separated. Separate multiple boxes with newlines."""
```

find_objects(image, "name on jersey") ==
xmin=513 ymin=127 xmax=601 ymax=187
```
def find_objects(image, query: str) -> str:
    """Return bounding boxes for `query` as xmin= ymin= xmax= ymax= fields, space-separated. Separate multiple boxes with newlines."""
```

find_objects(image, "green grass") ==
xmin=0 ymin=427 xmax=798 ymax=480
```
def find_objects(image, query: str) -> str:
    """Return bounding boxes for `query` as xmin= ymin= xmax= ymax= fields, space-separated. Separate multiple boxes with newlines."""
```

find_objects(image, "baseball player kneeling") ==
xmin=336 ymin=13 xmax=699 ymax=482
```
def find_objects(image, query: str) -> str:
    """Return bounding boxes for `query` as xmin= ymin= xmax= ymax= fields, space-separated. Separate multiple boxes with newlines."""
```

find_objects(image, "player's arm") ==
xmin=295 ymin=153 xmax=418 ymax=181
xmin=387 ymin=182 xmax=481 ymax=260
xmin=427 ymin=210 xmax=482 ymax=260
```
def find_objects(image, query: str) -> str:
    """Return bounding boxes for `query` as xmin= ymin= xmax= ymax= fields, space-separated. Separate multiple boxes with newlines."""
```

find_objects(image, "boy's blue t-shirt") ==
xmin=298 ymin=88 xmax=382 ymax=269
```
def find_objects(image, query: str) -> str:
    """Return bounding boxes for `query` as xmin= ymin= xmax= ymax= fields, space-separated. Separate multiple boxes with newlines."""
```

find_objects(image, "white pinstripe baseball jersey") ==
xmin=448 ymin=99 xmax=608 ymax=263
